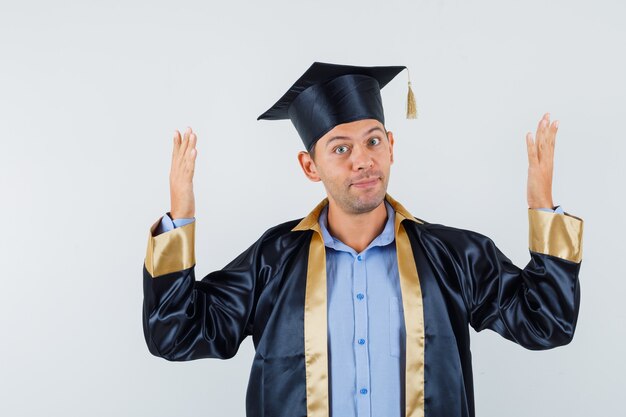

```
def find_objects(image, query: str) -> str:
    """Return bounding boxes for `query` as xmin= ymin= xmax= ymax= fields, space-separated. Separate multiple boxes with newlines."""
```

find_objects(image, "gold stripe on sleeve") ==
xmin=528 ymin=209 xmax=584 ymax=263
xmin=144 ymin=216 xmax=196 ymax=278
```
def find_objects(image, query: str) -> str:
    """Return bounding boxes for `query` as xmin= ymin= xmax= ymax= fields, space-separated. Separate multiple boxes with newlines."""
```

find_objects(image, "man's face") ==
xmin=297 ymin=118 xmax=395 ymax=215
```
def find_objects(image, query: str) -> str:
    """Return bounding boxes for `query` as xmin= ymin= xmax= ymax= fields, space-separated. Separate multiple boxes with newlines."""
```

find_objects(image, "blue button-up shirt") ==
xmin=318 ymin=200 xmax=404 ymax=417
xmin=155 ymin=204 xmax=564 ymax=416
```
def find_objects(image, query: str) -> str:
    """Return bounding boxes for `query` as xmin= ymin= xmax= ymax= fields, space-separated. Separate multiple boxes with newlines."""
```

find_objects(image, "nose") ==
xmin=351 ymin=144 xmax=374 ymax=171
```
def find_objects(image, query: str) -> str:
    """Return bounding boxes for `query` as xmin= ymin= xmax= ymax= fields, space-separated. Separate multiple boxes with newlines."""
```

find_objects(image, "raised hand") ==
xmin=525 ymin=113 xmax=557 ymax=209
xmin=169 ymin=127 xmax=197 ymax=219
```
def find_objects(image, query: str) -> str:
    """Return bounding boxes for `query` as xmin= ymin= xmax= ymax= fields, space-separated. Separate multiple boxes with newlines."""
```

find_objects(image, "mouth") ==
xmin=350 ymin=177 xmax=380 ymax=189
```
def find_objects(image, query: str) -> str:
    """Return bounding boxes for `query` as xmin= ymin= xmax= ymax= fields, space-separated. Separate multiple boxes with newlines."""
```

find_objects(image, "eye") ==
xmin=334 ymin=145 xmax=349 ymax=154
xmin=369 ymin=137 xmax=381 ymax=146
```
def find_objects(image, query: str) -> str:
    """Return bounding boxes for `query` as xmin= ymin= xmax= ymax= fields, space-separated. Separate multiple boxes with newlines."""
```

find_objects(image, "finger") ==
xmin=541 ymin=118 xmax=557 ymax=148
xmin=526 ymin=132 xmax=537 ymax=164
xmin=544 ymin=113 xmax=551 ymax=142
xmin=547 ymin=119 xmax=559 ymax=145
xmin=184 ymin=146 xmax=197 ymax=178
xmin=536 ymin=113 xmax=550 ymax=133
xmin=178 ymin=126 xmax=193 ymax=162
xmin=534 ymin=118 xmax=543 ymax=146
xmin=545 ymin=122 xmax=557 ymax=158
xmin=184 ymin=133 xmax=197 ymax=160
xmin=535 ymin=118 xmax=549 ymax=156
xmin=537 ymin=116 xmax=545 ymax=132
xmin=182 ymin=132 xmax=197 ymax=169
xmin=172 ymin=130 xmax=181 ymax=159
xmin=539 ymin=120 xmax=557 ymax=167
xmin=536 ymin=116 xmax=548 ymax=137
xmin=188 ymin=148 xmax=197 ymax=174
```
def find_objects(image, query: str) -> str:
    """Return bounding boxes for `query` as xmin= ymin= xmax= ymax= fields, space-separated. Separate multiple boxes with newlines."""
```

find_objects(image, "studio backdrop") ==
xmin=0 ymin=1 xmax=623 ymax=416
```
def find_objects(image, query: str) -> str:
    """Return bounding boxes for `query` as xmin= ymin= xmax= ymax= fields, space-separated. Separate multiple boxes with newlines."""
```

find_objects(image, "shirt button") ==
xmin=357 ymin=255 xmax=362 ymax=261
xmin=360 ymin=388 xmax=368 ymax=395
xmin=358 ymin=338 xmax=366 ymax=345
xmin=356 ymin=293 xmax=364 ymax=300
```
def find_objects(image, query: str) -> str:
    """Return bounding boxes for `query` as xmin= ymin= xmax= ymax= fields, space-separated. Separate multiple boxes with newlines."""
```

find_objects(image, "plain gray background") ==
xmin=1 ymin=0 xmax=624 ymax=416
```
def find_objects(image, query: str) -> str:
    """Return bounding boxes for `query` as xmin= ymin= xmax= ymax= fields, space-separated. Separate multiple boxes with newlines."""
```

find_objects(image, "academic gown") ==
xmin=142 ymin=194 xmax=584 ymax=417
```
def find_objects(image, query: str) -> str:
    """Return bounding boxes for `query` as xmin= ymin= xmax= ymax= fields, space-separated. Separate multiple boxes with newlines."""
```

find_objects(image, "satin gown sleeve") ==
xmin=142 ymin=214 xmax=267 ymax=361
xmin=436 ymin=208 xmax=583 ymax=350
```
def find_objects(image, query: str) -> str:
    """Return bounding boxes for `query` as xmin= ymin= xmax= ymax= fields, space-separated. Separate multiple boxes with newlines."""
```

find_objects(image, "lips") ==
xmin=351 ymin=178 xmax=380 ymax=188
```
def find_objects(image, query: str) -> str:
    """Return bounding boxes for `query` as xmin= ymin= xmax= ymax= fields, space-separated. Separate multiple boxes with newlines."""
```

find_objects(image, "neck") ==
xmin=326 ymin=198 xmax=388 ymax=253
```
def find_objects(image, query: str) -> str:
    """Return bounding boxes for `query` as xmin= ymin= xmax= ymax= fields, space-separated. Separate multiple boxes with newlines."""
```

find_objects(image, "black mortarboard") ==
xmin=257 ymin=61 xmax=417 ymax=151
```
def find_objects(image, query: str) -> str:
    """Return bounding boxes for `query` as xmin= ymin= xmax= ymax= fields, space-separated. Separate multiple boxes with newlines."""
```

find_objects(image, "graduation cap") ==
xmin=257 ymin=61 xmax=417 ymax=152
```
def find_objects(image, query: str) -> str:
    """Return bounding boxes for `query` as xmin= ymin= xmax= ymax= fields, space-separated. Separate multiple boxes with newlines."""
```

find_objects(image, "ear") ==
xmin=297 ymin=151 xmax=321 ymax=182
xmin=386 ymin=130 xmax=395 ymax=165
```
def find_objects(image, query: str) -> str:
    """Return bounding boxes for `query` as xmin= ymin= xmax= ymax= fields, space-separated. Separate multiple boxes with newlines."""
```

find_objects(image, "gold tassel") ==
xmin=406 ymin=67 xmax=417 ymax=119
xmin=406 ymin=81 xmax=417 ymax=119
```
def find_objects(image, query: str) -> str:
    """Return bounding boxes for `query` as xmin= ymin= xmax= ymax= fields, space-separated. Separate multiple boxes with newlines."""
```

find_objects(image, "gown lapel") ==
xmin=292 ymin=194 xmax=425 ymax=417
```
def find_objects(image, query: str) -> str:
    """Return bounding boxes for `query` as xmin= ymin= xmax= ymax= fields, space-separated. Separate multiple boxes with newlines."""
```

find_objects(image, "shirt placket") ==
xmin=353 ymin=252 xmax=371 ymax=417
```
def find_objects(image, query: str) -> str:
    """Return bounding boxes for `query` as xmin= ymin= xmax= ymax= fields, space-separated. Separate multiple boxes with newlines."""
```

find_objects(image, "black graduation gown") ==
xmin=142 ymin=194 xmax=583 ymax=417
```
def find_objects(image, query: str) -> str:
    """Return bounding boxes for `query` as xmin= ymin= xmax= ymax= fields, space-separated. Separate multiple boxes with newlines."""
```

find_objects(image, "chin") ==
xmin=346 ymin=188 xmax=387 ymax=214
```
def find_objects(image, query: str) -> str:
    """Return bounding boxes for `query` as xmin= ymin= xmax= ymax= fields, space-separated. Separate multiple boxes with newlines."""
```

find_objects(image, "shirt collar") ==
xmin=318 ymin=200 xmax=396 ymax=253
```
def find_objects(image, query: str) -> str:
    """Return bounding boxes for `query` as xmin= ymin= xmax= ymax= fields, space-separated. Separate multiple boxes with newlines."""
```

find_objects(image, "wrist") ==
xmin=170 ymin=210 xmax=195 ymax=220
xmin=528 ymin=199 xmax=555 ymax=210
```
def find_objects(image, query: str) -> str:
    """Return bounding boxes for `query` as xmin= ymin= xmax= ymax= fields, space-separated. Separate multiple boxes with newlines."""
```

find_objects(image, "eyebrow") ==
xmin=325 ymin=126 xmax=386 ymax=148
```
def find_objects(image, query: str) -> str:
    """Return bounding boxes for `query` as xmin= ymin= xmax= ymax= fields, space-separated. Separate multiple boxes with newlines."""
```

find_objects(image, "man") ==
xmin=142 ymin=62 xmax=583 ymax=417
